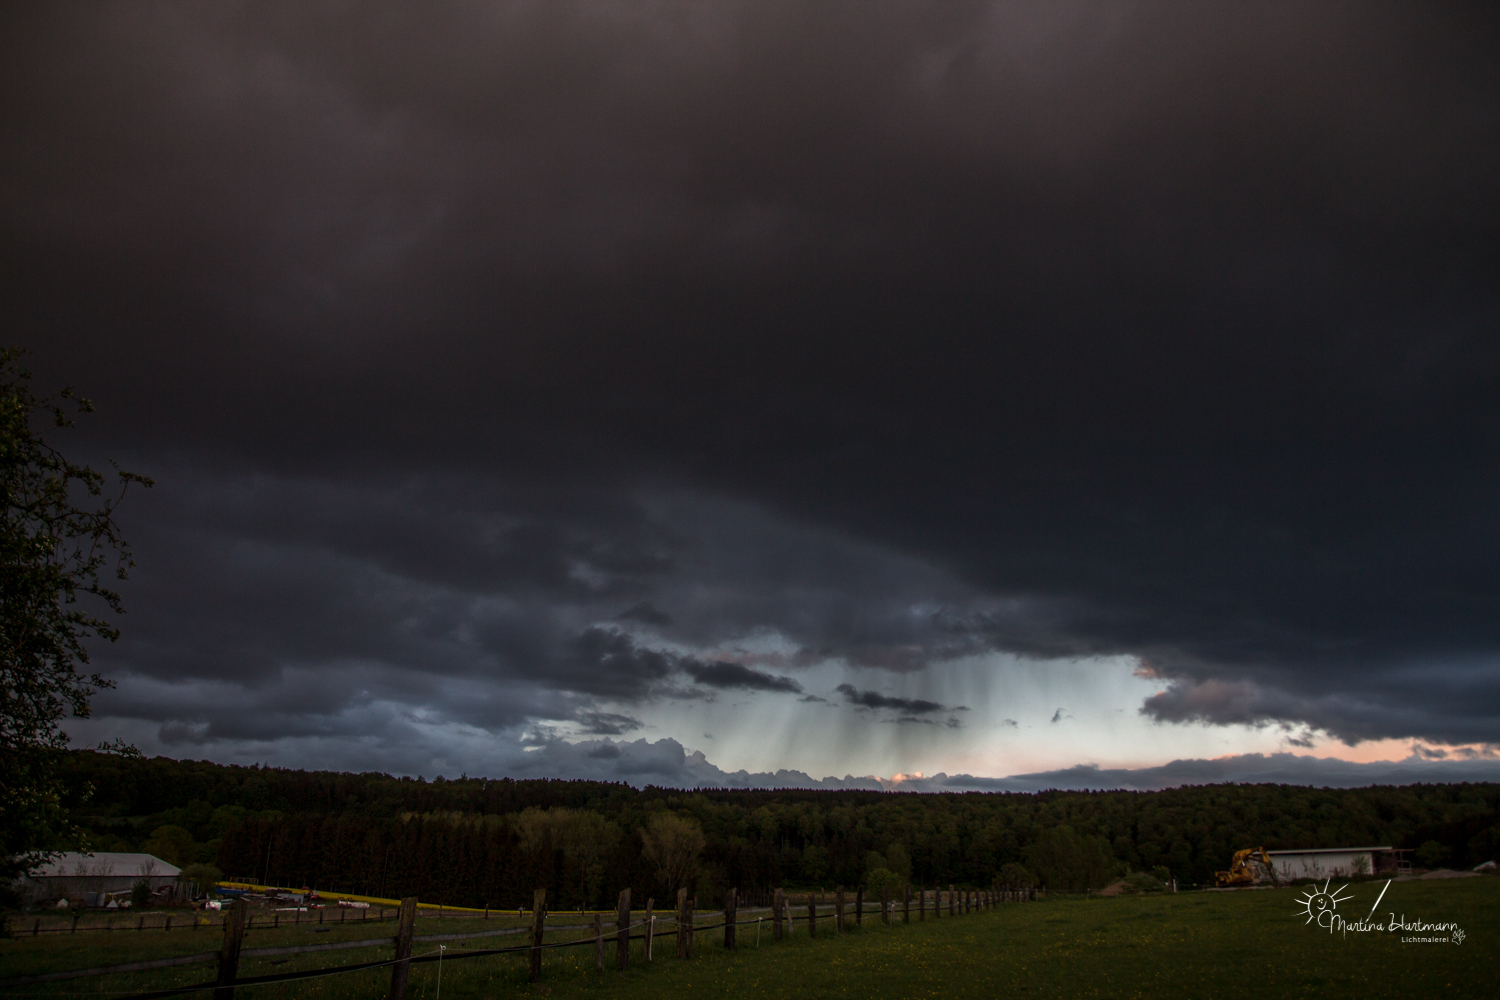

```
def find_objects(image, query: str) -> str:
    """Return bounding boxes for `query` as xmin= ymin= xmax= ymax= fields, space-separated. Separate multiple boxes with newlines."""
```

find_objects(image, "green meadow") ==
xmin=3 ymin=878 xmax=1495 ymax=999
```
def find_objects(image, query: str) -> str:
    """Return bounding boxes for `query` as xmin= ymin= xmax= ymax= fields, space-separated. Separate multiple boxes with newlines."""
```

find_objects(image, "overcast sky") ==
xmin=6 ymin=2 xmax=1499 ymax=789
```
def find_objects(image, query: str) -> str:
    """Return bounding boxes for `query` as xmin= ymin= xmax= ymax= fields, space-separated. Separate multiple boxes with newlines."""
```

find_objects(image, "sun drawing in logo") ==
xmin=1295 ymin=879 xmax=1353 ymax=924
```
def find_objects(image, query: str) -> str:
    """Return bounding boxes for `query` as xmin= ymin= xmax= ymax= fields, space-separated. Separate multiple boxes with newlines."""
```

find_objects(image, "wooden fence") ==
xmin=1 ymin=883 xmax=1042 ymax=1000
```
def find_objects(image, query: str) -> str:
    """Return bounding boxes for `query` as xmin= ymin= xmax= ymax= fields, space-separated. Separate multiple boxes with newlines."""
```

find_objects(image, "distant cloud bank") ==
xmin=506 ymin=737 xmax=1500 ymax=792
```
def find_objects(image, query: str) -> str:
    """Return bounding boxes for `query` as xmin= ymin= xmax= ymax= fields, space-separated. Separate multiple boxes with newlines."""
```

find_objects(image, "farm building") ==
xmin=1266 ymin=846 xmax=1398 ymax=880
xmin=16 ymin=852 xmax=181 ymax=905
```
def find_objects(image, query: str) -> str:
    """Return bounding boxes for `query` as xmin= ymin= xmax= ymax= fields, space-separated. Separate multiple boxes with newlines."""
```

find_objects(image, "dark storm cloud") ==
xmin=681 ymin=660 xmax=802 ymax=693
xmin=5 ymin=1 xmax=1500 ymax=757
xmin=835 ymin=684 xmax=947 ymax=715
xmin=617 ymin=603 xmax=673 ymax=627
xmin=575 ymin=712 xmax=643 ymax=736
xmin=559 ymin=627 xmax=678 ymax=698
xmin=78 ymin=466 xmax=977 ymax=745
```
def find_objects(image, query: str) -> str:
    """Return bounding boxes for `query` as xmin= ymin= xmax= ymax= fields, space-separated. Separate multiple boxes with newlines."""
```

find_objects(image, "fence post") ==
xmin=687 ymin=895 xmax=696 ymax=959
xmin=724 ymin=888 xmax=737 ymax=950
xmin=773 ymin=888 xmax=784 ymax=941
xmin=645 ymin=897 xmax=654 ymax=961
xmin=948 ymin=885 xmax=956 ymax=917
xmin=529 ymin=889 xmax=547 ymax=983
xmin=676 ymin=887 xmax=689 ymax=959
xmin=880 ymin=884 xmax=889 ymax=925
xmin=903 ymin=884 xmax=910 ymax=923
xmin=807 ymin=893 xmax=816 ymax=939
xmin=617 ymin=888 xmax=631 ymax=969
xmin=594 ymin=912 xmax=604 ymax=971
xmin=855 ymin=886 xmax=863 ymax=925
xmin=388 ymin=896 xmax=418 ymax=1000
xmin=835 ymin=886 xmax=844 ymax=933
xmin=214 ymin=899 xmax=247 ymax=1000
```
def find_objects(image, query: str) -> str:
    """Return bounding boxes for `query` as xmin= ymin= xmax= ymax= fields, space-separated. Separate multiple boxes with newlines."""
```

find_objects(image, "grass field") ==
xmin=3 ymin=877 xmax=1495 ymax=999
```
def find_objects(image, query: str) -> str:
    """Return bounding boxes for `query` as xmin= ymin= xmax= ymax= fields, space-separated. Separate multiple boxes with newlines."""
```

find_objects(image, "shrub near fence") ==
xmin=1 ymin=882 xmax=1039 ymax=1000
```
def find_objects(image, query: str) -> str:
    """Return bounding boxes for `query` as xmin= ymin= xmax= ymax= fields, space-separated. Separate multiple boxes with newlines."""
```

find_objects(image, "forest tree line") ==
xmin=56 ymin=751 xmax=1500 ymax=909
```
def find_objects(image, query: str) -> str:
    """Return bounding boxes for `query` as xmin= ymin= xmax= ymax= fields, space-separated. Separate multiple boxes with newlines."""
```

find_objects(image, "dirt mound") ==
xmin=1096 ymin=873 xmax=1170 ymax=895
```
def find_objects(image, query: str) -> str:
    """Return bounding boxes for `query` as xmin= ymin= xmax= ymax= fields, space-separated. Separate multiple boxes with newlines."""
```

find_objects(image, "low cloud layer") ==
xmin=361 ymin=736 xmax=1500 ymax=792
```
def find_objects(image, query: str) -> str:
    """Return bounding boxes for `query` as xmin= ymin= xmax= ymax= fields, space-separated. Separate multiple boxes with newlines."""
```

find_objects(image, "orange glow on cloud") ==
xmin=1292 ymin=736 xmax=1495 ymax=763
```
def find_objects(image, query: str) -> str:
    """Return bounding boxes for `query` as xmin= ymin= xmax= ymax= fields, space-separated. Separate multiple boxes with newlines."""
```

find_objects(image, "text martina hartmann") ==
xmin=1317 ymin=910 xmax=1466 ymax=944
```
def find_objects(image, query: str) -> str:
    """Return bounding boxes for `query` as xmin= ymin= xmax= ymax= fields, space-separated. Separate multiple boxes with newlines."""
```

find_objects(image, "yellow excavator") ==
xmin=1215 ymin=847 xmax=1281 ymax=888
